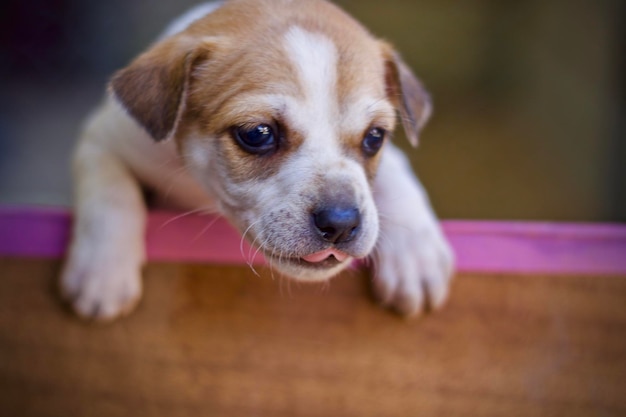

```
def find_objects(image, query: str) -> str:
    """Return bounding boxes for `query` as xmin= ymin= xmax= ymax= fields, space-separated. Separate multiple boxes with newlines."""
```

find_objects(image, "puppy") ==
xmin=61 ymin=0 xmax=454 ymax=320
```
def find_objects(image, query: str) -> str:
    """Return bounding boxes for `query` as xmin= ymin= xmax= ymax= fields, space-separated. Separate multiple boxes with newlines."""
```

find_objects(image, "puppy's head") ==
xmin=110 ymin=0 xmax=432 ymax=281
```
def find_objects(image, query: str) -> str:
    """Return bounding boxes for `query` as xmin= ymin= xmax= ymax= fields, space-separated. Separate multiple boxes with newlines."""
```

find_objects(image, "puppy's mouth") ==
xmin=301 ymin=248 xmax=350 ymax=264
xmin=265 ymin=248 xmax=352 ymax=271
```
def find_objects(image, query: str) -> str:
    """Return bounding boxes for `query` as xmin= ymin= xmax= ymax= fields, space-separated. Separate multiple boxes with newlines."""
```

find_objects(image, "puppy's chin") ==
xmin=264 ymin=253 xmax=353 ymax=282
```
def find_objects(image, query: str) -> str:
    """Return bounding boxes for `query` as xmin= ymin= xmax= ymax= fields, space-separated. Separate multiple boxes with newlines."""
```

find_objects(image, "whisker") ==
xmin=159 ymin=206 xmax=215 ymax=229
xmin=247 ymin=235 xmax=272 ymax=278
xmin=250 ymin=237 xmax=269 ymax=267
xmin=239 ymin=220 xmax=261 ymax=261
xmin=161 ymin=164 xmax=194 ymax=201
xmin=191 ymin=215 xmax=221 ymax=242
xmin=246 ymin=225 xmax=270 ymax=264
xmin=246 ymin=260 xmax=261 ymax=278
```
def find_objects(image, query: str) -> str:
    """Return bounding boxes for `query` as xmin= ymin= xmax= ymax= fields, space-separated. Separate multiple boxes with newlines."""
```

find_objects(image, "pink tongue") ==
xmin=302 ymin=249 xmax=349 ymax=263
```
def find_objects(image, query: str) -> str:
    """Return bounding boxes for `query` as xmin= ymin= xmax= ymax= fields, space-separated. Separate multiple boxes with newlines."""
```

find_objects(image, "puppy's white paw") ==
xmin=60 ymin=245 xmax=143 ymax=321
xmin=372 ymin=218 xmax=454 ymax=317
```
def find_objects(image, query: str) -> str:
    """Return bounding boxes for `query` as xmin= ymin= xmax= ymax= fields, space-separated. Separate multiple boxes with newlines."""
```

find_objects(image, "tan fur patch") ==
xmin=177 ymin=0 xmax=400 ymax=179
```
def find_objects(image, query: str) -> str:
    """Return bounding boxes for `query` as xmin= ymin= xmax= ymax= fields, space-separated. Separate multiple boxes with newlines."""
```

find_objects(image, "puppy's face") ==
xmin=111 ymin=0 xmax=431 ymax=281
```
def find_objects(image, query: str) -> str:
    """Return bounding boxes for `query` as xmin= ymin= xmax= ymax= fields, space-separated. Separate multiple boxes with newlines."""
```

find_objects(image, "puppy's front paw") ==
xmin=60 ymin=245 xmax=143 ymax=321
xmin=372 ymin=219 xmax=454 ymax=317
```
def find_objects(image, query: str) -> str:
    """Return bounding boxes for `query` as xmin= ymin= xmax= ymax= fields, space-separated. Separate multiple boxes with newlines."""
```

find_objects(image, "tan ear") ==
xmin=109 ymin=37 xmax=210 ymax=141
xmin=382 ymin=44 xmax=432 ymax=147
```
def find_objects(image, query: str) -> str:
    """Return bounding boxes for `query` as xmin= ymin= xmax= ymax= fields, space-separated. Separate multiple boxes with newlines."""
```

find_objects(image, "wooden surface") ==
xmin=1 ymin=259 xmax=625 ymax=417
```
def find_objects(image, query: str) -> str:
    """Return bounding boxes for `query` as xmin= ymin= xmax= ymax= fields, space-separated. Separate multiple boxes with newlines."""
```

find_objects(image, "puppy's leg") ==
xmin=60 ymin=137 xmax=146 ymax=321
xmin=372 ymin=144 xmax=454 ymax=316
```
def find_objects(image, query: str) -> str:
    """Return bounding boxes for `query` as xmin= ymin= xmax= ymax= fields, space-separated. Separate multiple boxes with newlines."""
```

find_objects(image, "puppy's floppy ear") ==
xmin=381 ymin=43 xmax=432 ymax=147
xmin=109 ymin=36 xmax=211 ymax=142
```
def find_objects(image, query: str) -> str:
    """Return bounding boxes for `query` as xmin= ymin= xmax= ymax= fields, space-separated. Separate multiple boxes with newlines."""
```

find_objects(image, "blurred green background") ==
xmin=1 ymin=0 xmax=624 ymax=221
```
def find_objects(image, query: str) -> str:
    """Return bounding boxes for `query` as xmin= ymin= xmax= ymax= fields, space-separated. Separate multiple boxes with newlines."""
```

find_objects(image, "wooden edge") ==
xmin=1 ymin=205 xmax=625 ymax=275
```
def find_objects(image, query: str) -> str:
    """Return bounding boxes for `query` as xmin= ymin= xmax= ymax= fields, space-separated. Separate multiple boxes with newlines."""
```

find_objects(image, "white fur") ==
xmin=373 ymin=144 xmax=454 ymax=315
xmin=341 ymin=96 xmax=396 ymax=136
xmin=282 ymin=26 xmax=340 ymax=153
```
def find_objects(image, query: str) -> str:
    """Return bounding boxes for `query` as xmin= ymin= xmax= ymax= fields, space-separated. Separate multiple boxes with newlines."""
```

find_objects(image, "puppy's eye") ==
xmin=233 ymin=124 xmax=277 ymax=155
xmin=362 ymin=127 xmax=386 ymax=156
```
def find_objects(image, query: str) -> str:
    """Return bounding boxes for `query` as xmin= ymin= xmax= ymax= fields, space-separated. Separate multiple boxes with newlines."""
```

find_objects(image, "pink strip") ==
xmin=1 ymin=206 xmax=625 ymax=275
xmin=442 ymin=221 xmax=626 ymax=275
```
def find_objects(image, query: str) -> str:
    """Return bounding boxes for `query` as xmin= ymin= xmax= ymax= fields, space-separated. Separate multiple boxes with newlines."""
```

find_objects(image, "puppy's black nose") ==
xmin=313 ymin=207 xmax=360 ymax=244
